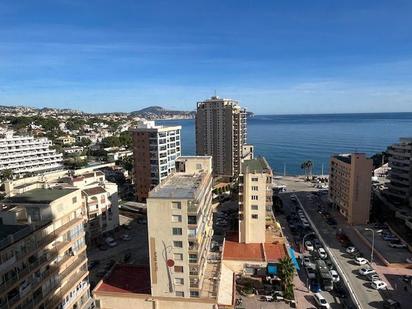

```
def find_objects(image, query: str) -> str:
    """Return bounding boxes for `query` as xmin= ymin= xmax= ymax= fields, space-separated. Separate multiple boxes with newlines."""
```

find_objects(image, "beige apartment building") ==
xmin=329 ymin=153 xmax=373 ymax=225
xmin=196 ymin=96 xmax=247 ymax=178
xmin=0 ymin=187 xmax=93 ymax=309
xmin=238 ymin=157 xmax=273 ymax=243
xmin=131 ymin=120 xmax=182 ymax=202
xmin=3 ymin=165 xmax=120 ymax=243
xmin=93 ymin=156 xmax=233 ymax=309
xmin=147 ymin=156 xmax=216 ymax=299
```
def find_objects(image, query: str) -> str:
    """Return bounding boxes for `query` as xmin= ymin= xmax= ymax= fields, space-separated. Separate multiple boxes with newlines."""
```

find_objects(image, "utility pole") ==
xmin=283 ymin=163 xmax=286 ymax=176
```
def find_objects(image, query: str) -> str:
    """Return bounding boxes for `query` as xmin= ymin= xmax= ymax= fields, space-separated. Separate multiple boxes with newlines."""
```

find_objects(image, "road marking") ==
xmin=296 ymin=195 xmax=363 ymax=309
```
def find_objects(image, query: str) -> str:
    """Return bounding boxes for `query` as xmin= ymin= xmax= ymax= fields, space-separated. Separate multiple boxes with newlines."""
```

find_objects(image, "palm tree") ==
xmin=300 ymin=160 xmax=313 ymax=180
xmin=278 ymin=257 xmax=295 ymax=300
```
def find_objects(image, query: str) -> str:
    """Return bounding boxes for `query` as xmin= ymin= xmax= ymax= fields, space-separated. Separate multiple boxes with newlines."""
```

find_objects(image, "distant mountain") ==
xmin=130 ymin=106 xmax=196 ymax=120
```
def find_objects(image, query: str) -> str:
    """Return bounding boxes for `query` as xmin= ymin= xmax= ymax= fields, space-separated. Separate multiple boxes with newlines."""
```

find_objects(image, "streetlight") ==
xmin=364 ymin=228 xmax=382 ymax=264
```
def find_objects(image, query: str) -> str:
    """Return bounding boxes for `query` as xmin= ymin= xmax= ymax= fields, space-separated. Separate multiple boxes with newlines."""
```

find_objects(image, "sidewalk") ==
xmin=293 ymin=273 xmax=315 ymax=309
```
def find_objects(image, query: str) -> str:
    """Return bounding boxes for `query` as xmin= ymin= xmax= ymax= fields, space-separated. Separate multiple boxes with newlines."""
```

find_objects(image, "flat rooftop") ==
xmin=94 ymin=264 xmax=151 ymax=295
xmin=242 ymin=157 xmax=271 ymax=173
xmin=0 ymin=224 xmax=30 ymax=243
xmin=149 ymin=172 xmax=207 ymax=199
xmin=4 ymin=188 xmax=78 ymax=204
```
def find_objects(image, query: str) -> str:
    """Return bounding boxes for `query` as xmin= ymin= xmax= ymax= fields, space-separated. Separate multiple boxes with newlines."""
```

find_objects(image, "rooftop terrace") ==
xmin=242 ymin=157 xmax=271 ymax=173
xmin=149 ymin=172 xmax=208 ymax=199
xmin=4 ymin=188 xmax=78 ymax=204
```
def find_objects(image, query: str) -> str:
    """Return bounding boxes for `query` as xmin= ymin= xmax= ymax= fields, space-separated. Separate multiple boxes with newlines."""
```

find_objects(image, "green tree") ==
xmin=118 ymin=156 xmax=134 ymax=172
xmin=77 ymin=137 xmax=92 ymax=147
xmin=278 ymin=257 xmax=295 ymax=299
xmin=119 ymin=131 xmax=132 ymax=148
xmin=0 ymin=169 xmax=13 ymax=182
xmin=300 ymin=160 xmax=313 ymax=180
xmin=102 ymin=136 xmax=121 ymax=148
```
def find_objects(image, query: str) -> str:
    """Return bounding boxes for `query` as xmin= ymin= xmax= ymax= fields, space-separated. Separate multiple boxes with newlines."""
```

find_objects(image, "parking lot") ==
xmin=355 ymin=225 xmax=412 ymax=265
xmin=87 ymin=212 xmax=149 ymax=289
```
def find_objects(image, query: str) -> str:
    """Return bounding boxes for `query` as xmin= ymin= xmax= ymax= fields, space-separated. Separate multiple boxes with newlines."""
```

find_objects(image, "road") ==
xmin=286 ymin=191 xmax=386 ymax=309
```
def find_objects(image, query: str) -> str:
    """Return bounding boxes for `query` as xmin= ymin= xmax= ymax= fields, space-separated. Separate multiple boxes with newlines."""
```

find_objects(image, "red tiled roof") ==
xmin=95 ymin=264 xmax=151 ymax=295
xmin=264 ymin=243 xmax=287 ymax=262
xmin=223 ymin=240 xmax=265 ymax=262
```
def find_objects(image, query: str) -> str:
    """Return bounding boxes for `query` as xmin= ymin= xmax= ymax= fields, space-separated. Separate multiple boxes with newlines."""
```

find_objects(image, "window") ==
xmin=172 ymin=202 xmax=181 ymax=209
xmin=251 ymin=186 xmax=258 ymax=191
xmin=175 ymin=291 xmax=184 ymax=297
xmin=172 ymin=228 xmax=182 ymax=235
xmin=173 ymin=241 xmax=183 ymax=248
xmin=196 ymin=163 xmax=202 ymax=170
xmin=172 ymin=215 xmax=182 ymax=223
xmin=174 ymin=278 xmax=184 ymax=285
xmin=190 ymin=291 xmax=199 ymax=298
xmin=174 ymin=266 xmax=184 ymax=273
xmin=251 ymin=205 xmax=258 ymax=210
xmin=72 ymin=197 xmax=77 ymax=204
xmin=174 ymin=253 xmax=183 ymax=261
xmin=252 ymin=177 xmax=258 ymax=182
xmin=252 ymin=214 xmax=258 ymax=219
xmin=251 ymin=195 xmax=259 ymax=200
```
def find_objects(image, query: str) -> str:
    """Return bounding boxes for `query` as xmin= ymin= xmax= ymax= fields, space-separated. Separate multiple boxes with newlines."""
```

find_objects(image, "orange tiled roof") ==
xmin=95 ymin=264 xmax=151 ymax=295
xmin=223 ymin=240 xmax=265 ymax=262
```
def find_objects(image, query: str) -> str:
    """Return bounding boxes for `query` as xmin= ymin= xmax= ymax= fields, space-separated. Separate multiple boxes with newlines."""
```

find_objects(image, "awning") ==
xmin=267 ymin=263 xmax=278 ymax=275
xmin=288 ymin=247 xmax=300 ymax=271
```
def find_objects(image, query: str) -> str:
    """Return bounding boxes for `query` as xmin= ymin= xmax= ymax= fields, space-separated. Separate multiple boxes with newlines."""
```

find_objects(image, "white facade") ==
xmin=0 ymin=132 xmax=63 ymax=177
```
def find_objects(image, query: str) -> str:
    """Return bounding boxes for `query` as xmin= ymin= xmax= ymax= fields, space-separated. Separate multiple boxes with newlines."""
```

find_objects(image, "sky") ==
xmin=0 ymin=0 xmax=412 ymax=114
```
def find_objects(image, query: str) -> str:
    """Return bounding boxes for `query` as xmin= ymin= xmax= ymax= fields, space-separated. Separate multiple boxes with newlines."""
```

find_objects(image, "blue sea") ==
xmin=158 ymin=113 xmax=412 ymax=175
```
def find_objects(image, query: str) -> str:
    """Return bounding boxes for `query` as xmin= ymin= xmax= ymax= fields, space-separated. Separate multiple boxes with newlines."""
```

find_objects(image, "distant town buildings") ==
xmin=0 ymin=187 xmax=93 ymax=309
xmin=195 ymin=96 xmax=247 ymax=179
xmin=0 ymin=131 xmax=63 ymax=179
xmin=239 ymin=157 xmax=273 ymax=243
xmin=131 ymin=120 xmax=182 ymax=202
xmin=329 ymin=153 xmax=373 ymax=225
xmin=386 ymin=138 xmax=412 ymax=208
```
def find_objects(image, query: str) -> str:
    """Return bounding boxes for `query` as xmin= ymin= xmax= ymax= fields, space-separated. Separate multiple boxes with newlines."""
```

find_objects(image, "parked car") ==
xmin=310 ymin=279 xmax=321 ymax=293
xmin=371 ymin=280 xmax=387 ymax=290
xmin=313 ymin=239 xmax=321 ymax=248
xmin=359 ymin=267 xmax=375 ymax=276
xmin=318 ymin=248 xmax=327 ymax=259
xmin=105 ymin=237 xmax=118 ymax=247
xmin=313 ymin=293 xmax=331 ymax=309
xmin=88 ymin=260 xmax=100 ymax=270
xmin=406 ymin=257 xmax=412 ymax=264
xmin=330 ymin=270 xmax=340 ymax=282
xmin=333 ymin=283 xmax=347 ymax=298
xmin=389 ymin=241 xmax=407 ymax=248
xmin=354 ymin=257 xmax=368 ymax=265
xmin=306 ymin=266 xmax=317 ymax=279
xmin=121 ymin=234 xmax=132 ymax=241
xmin=260 ymin=295 xmax=274 ymax=302
xmin=346 ymin=246 xmax=356 ymax=254
xmin=366 ymin=273 xmax=380 ymax=282
xmin=303 ymin=256 xmax=312 ymax=267
xmin=98 ymin=244 xmax=108 ymax=251
xmin=383 ymin=235 xmax=399 ymax=241
xmin=383 ymin=299 xmax=401 ymax=309
xmin=305 ymin=241 xmax=314 ymax=251
xmin=326 ymin=218 xmax=337 ymax=226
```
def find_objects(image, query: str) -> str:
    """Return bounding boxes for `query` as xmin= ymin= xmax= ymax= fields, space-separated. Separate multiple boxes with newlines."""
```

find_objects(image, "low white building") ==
xmin=0 ymin=131 xmax=63 ymax=178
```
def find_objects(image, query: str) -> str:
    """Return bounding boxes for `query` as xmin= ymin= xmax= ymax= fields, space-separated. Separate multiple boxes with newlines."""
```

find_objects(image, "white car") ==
xmin=313 ymin=293 xmax=331 ymax=309
xmin=359 ymin=267 xmax=375 ymax=276
xmin=346 ymin=246 xmax=356 ymax=254
xmin=406 ymin=257 xmax=412 ymax=264
xmin=305 ymin=241 xmax=314 ymax=251
xmin=318 ymin=248 xmax=327 ymax=259
xmin=105 ymin=237 xmax=118 ymax=247
xmin=330 ymin=269 xmax=340 ymax=282
xmin=354 ymin=257 xmax=368 ymax=265
xmin=371 ymin=280 xmax=387 ymax=290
